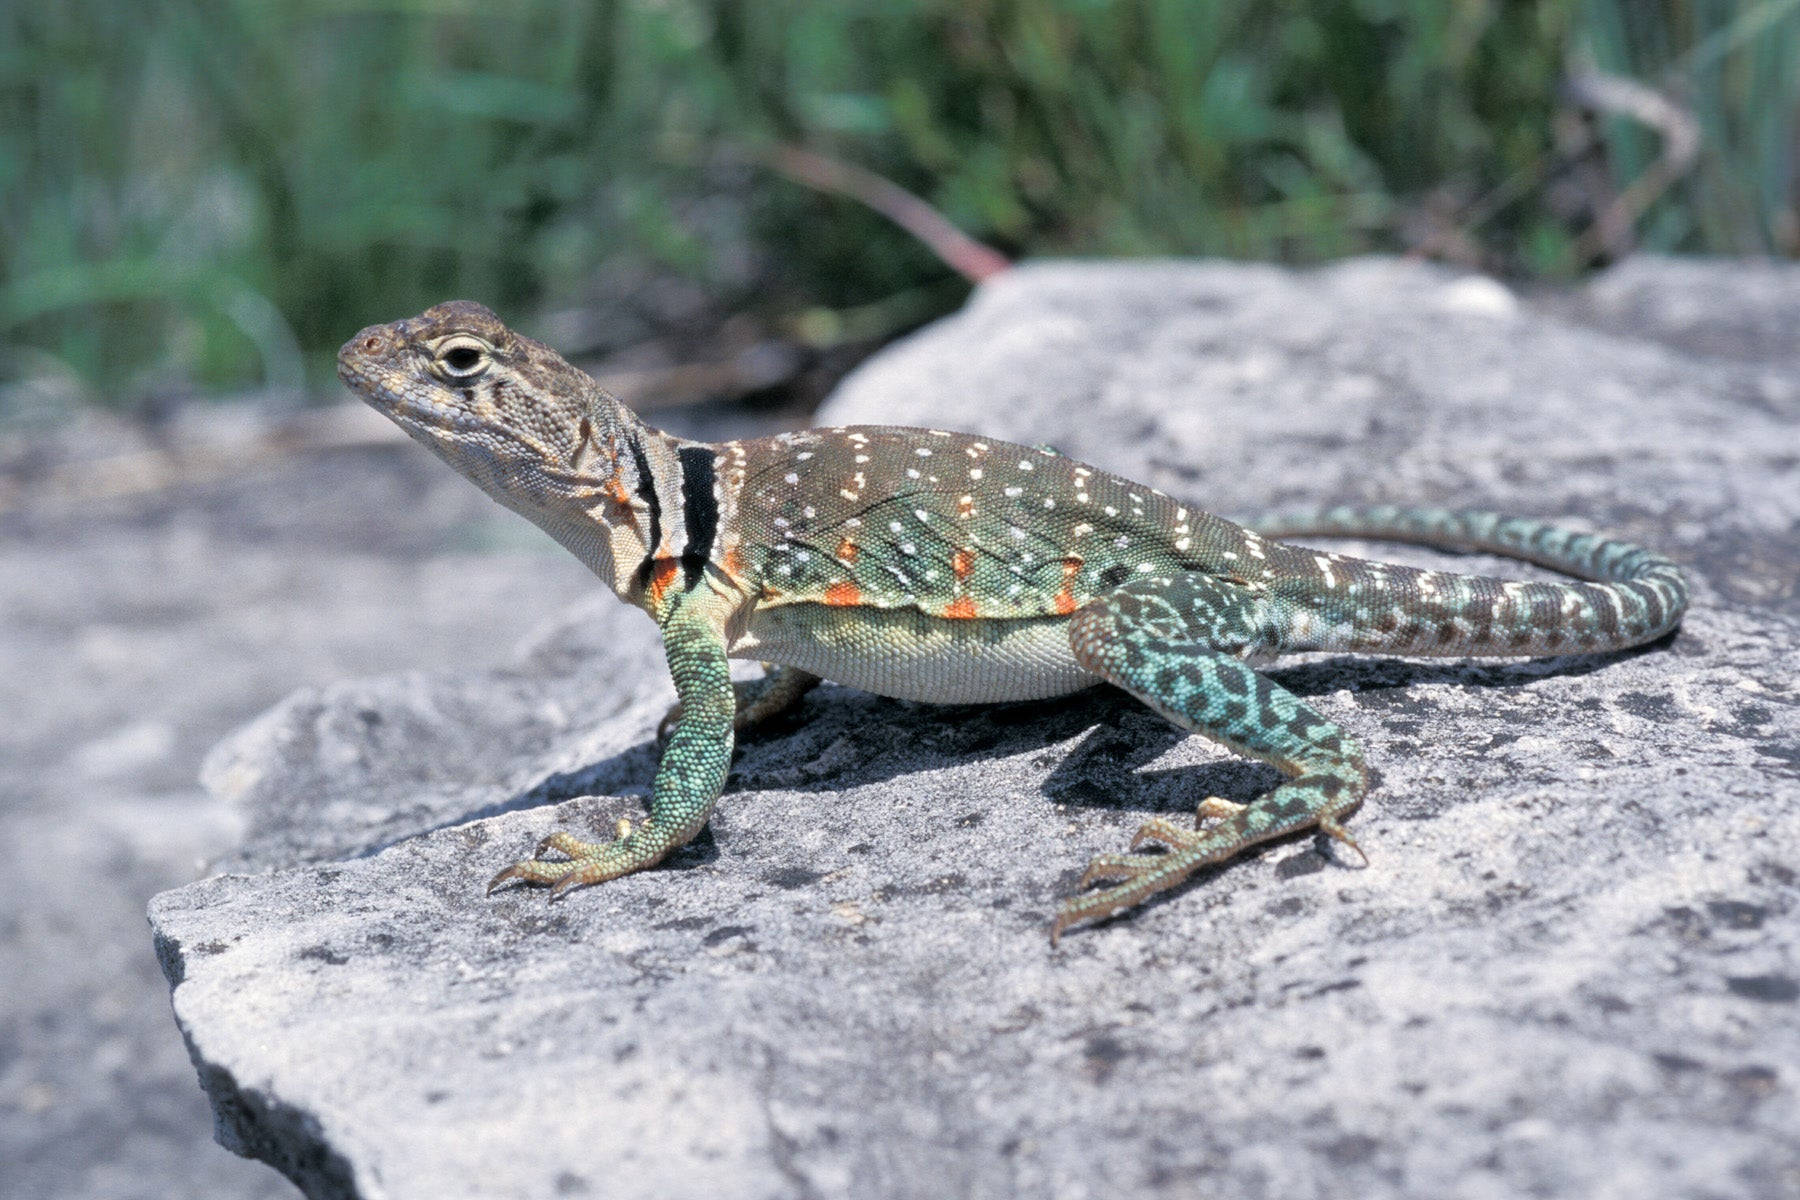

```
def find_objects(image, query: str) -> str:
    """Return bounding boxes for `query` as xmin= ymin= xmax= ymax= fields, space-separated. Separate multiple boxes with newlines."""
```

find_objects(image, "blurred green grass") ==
xmin=1 ymin=0 xmax=1795 ymax=411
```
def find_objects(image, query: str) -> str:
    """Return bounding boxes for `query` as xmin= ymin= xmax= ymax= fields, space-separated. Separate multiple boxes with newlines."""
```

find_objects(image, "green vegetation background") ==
xmin=3 ymin=0 xmax=1796 ymax=410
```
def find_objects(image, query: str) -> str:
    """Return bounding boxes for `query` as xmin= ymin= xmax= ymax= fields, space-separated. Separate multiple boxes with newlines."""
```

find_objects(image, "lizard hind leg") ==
xmin=1055 ymin=572 xmax=1368 ymax=943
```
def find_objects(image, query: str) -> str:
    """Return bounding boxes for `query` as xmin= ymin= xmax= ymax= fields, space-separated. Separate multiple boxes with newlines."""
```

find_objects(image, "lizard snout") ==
xmin=338 ymin=324 xmax=393 ymax=370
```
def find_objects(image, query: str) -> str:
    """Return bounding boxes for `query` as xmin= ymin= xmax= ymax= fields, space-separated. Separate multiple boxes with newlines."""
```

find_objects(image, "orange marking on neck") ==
xmin=836 ymin=538 xmax=860 ymax=563
xmin=951 ymin=548 xmax=975 ymax=580
xmin=942 ymin=596 xmax=979 ymax=620
xmin=722 ymin=545 xmax=747 ymax=578
xmin=605 ymin=477 xmax=633 ymax=505
xmin=648 ymin=557 xmax=680 ymax=601
xmin=1052 ymin=590 xmax=1078 ymax=615
xmin=824 ymin=581 xmax=861 ymax=606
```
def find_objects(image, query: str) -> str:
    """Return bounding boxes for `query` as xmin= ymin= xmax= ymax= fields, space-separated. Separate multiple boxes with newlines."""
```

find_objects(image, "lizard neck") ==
xmin=548 ymin=415 xmax=727 ymax=612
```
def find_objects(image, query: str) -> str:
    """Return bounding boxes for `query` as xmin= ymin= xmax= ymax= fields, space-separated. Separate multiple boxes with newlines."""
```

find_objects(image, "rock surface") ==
xmin=0 ymin=393 xmax=803 ymax=1200
xmin=149 ymin=259 xmax=1799 ymax=1200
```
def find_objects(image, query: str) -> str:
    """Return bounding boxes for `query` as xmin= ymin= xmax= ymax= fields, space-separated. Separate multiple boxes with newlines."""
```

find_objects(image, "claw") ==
xmin=548 ymin=867 xmax=594 ymax=901
xmin=1319 ymin=817 xmax=1369 ymax=866
xmin=487 ymin=858 xmax=573 ymax=895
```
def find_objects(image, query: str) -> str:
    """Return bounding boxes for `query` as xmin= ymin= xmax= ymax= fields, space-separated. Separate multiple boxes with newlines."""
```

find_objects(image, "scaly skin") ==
xmin=337 ymin=301 xmax=1689 ymax=942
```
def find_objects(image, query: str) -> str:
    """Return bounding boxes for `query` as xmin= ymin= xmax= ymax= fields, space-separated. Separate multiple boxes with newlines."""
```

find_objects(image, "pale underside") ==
xmin=734 ymin=603 xmax=1097 ymax=704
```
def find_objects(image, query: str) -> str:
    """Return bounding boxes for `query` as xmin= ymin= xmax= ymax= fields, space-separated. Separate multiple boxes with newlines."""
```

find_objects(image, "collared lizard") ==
xmin=337 ymin=301 xmax=1689 ymax=942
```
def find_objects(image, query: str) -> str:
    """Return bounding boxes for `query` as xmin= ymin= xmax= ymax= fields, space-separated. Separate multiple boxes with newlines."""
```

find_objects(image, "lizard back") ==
xmin=716 ymin=425 xmax=1242 ymax=621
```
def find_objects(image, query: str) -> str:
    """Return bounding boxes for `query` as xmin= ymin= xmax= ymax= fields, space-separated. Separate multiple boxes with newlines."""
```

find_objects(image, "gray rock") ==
xmin=150 ymin=259 xmax=1800 ymax=1200
xmin=0 ymin=437 xmax=601 ymax=1200
xmin=1565 ymin=255 xmax=1800 ymax=369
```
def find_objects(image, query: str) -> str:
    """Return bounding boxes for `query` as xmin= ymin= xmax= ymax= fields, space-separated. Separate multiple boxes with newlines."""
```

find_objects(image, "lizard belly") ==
xmin=734 ymin=604 xmax=1095 ymax=704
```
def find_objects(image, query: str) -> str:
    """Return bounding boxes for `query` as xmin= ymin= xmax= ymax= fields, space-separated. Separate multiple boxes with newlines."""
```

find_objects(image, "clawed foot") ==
xmin=486 ymin=819 xmax=639 ymax=900
xmin=1052 ymin=797 xmax=1359 ymax=945
xmin=1053 ymin=814 xmax=1222 ymax=945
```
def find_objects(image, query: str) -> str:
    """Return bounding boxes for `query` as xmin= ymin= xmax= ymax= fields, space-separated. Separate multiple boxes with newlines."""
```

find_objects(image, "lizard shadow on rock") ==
xmin=416 ymin=639 xmax=1670 ymax=875
xmin=1044 ymin=642 xmax=1668 ymax=806
xmin=1036 ymin=640 xmax=1679 ymax=934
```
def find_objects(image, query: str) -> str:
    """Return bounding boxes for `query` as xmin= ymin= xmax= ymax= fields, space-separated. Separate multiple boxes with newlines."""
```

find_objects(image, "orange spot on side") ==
xmin=943 ymin=596 xmax=979 ymax=620
xmin=951 ymin=548 xmax=975 ymax=580
xmin=723 ymin=545 xmax=746 ymax=578
xmin=836 ymin=538 xmax=860 ymax=563
xmin=648 ymin=557 xmax=680 ymax=601
xmin=824 ymin=581 xmax=862 ymax=606
xmin=1052 ymin=558 xmax=1083 ymax=614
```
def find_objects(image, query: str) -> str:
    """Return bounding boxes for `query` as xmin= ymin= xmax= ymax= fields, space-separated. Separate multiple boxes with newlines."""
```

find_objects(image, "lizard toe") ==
xmin=1130 ymin=816 xmax=1204 ymax=851
xmin=486 ymin=857 xmax=578 ymax=895
xmin=1077 ymin=852 xmax=1159 ymax=888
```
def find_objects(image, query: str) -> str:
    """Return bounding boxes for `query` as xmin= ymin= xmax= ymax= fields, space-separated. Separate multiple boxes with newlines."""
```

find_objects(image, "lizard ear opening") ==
xmin=571 ymin=415 xmax=599 ymax=473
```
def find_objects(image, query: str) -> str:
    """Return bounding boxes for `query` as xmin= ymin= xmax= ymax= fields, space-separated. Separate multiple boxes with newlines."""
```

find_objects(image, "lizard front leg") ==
xmin=489 ymin=591 xmax=739 ymax=899
xmin=656 ymin=665 xmax=820 ymax=744
xmin=1054 ymin=572 xmax=1368 ymax=942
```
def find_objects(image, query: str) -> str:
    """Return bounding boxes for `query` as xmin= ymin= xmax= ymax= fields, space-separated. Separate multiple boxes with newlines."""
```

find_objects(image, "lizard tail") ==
xmin=1241 ymin=505 xmax=1689 ymax=658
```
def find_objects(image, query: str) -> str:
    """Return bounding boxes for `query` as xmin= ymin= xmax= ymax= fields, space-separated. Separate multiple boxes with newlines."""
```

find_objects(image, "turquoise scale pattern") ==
xmin=1245 ymin=506 xmax=1689 ymax=658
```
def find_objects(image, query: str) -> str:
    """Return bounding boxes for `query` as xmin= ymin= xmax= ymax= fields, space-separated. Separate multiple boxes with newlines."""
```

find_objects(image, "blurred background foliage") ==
xmin=1 ymin=0 xmax=1796 ymax=414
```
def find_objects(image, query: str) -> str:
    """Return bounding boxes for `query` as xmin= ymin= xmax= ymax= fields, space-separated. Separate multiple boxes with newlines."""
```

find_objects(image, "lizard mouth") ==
xmin=336 ymin=334 xmax=461 ymax=434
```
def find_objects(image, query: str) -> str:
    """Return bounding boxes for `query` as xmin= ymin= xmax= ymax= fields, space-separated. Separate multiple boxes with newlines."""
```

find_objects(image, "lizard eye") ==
xmin=437 ymin=338 xmax=489 ymax=377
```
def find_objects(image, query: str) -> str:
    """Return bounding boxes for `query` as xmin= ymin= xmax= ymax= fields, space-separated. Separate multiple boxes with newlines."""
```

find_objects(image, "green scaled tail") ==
xmin=1243 ymin=506 xmax=1688 ymax=658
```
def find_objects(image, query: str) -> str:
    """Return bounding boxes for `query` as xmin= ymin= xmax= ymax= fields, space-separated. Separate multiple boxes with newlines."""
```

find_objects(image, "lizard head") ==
xmin=337 ymin=301 xmax=637 ymax=525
